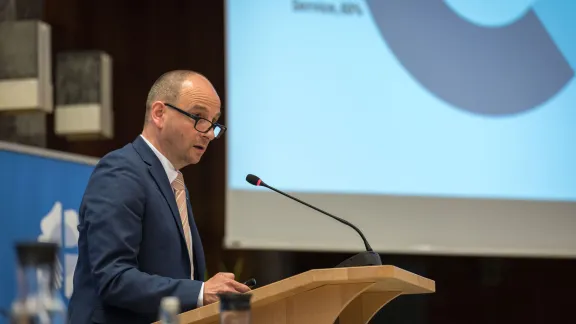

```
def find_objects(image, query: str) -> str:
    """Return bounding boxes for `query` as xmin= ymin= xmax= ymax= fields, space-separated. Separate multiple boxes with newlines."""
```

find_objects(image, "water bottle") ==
xmin=10 ymin=241 xmax=66 ymax=324
xmin=218 ymin=292 xmax=252 ymax=324
xmin=158 ymin=296 xmax=180 ymax=324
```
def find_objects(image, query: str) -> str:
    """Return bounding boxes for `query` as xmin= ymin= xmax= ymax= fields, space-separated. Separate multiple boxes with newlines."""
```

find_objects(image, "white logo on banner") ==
xmin=38 ymin=201 xmax=80 ymax=299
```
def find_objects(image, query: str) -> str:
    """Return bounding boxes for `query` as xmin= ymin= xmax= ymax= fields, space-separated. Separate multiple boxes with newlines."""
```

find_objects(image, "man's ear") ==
xmin=149 ymin=101 xmax=166 ymax=128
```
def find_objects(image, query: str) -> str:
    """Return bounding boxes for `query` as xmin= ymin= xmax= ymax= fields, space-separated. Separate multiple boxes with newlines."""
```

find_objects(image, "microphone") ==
xmin=245 ymin=174 xmax=382 ymax=268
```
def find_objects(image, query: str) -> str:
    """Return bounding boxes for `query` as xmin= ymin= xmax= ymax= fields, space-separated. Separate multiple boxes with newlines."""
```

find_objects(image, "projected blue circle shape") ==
xmin=365 ymin=0 xmax=574 ymax=116
xmin=444 ymin=0 xmax=535 ymax=27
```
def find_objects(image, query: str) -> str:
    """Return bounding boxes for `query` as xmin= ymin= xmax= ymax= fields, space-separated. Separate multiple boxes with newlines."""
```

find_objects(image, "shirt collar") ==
xmin=140 ymin=134 xmax=179 ymax=184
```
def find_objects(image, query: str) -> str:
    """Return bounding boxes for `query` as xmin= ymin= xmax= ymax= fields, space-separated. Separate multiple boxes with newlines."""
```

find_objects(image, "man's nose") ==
xmin=203 ymin=128 xmax=216 ymax=141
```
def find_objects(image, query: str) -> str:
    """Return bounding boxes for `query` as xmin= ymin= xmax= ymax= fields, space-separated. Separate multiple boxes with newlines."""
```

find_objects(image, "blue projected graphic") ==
xmin=225 ymin=0 xmax=576 ymax=201
xmin=366 ymin=0 xmax=573 ymax=116
xmin=445 ymin=0 xmax=537 ymax=27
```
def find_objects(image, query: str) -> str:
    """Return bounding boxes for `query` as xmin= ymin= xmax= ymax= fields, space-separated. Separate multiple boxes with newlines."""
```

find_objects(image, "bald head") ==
xmin=141 ymin=70 xmax=223 ymax=168
xmin=145 ymin=70 xmax=199 ymax=123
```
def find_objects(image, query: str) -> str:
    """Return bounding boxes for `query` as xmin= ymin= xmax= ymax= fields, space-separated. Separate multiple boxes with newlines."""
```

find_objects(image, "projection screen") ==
xmin=224 ymin=0 xmax=576 ymax=257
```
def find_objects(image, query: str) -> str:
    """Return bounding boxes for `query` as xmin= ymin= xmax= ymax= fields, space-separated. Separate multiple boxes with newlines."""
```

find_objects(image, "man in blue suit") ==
xmin=68 ymin=70 xmax=250 ymax=324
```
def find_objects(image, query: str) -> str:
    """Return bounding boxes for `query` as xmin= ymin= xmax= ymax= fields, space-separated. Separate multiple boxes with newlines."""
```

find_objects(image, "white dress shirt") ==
xmin=140 ymin=134 xmax=204 ymax=307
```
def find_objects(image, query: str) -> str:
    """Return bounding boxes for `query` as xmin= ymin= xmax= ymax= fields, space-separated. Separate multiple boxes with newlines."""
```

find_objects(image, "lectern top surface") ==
xmin=166 ymin=265 xmax=435 ymax=324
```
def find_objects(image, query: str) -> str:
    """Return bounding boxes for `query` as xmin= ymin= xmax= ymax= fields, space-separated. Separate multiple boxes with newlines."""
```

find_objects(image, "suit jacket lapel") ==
xmin=149 ymin=165 xmax=187 ymax=240
xmin=132 ymin=136 xmax=187 ymax=245
xmin=186 ymin=190 xmax=206 ymax=281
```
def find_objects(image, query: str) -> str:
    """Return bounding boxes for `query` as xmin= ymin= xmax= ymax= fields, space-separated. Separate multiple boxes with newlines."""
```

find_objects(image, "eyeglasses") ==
xmin=164 ymin=103 xmax=227 ymax=139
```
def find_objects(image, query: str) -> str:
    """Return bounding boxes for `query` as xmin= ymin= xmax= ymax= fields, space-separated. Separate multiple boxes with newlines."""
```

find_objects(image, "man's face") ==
xmin=164 ymin=79 xmax=222 ymax=167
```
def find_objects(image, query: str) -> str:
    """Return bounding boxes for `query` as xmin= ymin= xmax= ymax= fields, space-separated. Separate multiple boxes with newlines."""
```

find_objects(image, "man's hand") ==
xmin=203 ymin=272 xmax=251 ymax=305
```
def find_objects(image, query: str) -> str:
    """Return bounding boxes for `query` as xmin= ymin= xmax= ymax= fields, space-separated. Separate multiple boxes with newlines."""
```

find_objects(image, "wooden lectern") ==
xmin=161 ymin=265 xmax=435 ymax=324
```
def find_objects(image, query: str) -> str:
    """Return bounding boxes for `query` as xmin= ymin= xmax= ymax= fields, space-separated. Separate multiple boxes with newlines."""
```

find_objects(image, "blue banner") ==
xmin=0 ymin=142 xmax=97 ymax=321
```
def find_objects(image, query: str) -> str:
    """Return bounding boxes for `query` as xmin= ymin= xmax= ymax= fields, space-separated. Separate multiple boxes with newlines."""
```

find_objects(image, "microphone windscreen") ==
xmin=245 ymin=174 xmax=261 ymax=186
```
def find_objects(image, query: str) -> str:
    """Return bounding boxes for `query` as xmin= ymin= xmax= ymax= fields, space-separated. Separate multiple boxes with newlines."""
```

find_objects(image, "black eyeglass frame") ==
xmin=164 ymin=102 xmax=227 ymax=139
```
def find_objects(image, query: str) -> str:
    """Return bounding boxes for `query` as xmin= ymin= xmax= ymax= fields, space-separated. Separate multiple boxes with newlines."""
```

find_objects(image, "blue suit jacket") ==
xmin=68 ymin=136 xmax=206 ymax=324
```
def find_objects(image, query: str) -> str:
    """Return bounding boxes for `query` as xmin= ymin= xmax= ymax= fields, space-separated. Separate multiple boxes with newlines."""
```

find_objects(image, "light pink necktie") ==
xmin=171 ymin=172 xmax=194 ymax=277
